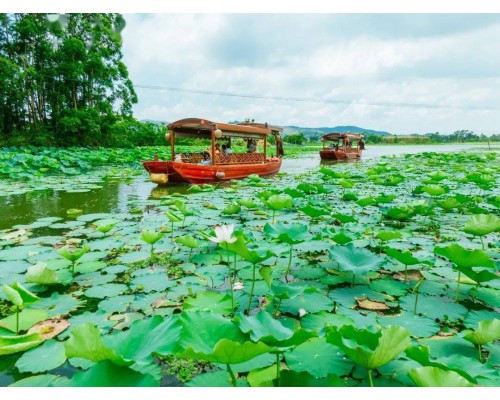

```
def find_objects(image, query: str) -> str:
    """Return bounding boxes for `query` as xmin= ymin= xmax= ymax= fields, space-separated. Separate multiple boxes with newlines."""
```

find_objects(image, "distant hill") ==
xmin=140 ymin=119 xmax=391 ymax=137
xmin=282 ymin=125 xmax=391 ymax=137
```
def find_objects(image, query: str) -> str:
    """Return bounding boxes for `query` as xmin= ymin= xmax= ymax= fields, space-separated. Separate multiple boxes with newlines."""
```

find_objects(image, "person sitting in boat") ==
xmin=222 ymin=144 xmax=233 ymax=154
xmin=247 ymin=139 xmax=257 ymax=153
xmin=206 ymin=143 xmax=221 ymax=156
xmin=200 ymin=151 xmax=211 ymax=165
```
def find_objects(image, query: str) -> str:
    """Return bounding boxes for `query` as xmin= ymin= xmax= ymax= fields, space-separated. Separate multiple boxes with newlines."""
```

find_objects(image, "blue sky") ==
xmin=121 ymin=14 xmax=500 ymax=135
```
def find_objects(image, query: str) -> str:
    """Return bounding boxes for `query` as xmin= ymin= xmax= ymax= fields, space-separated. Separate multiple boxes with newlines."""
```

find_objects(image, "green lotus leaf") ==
xmin=298 ymin=204 xmax=330 ymax=218
xmin=434 ymin=244 xmax=494 ymax=269
xmin=263 ymin=194 xmax=293 ymax=211
xmin=141 ymin=230 xmax=165 ymax=245
xmin=9 ymin=374 xmax=70 ymax=387
xmin=2 ymin=284 xmax=22 ymax=307
xmin=2 ymin=282 xmax=39 ymax=307
xmin=165 ymin=210 xmax=182 ymax=222
xmin=277 ymin=370 xmax=346 ymax=387
xmin=357 ymin=197 xmax=376 ymax=207
xmin=326 ymin=325 xmax=411 ymax=370
xmin=408 ymin=366 xmax=474 ymax=387
xmin=226 ymin=237 xmax=274 ymax=264
xmin=64 ymin=323 xmax=131 ymax=366
xmin=25 ymin=263 xmax=59 ymax=285
xmin=376 ymin=231 xmax=402 ymax=242
xmin=337 ymin=178 xmax=354 ymax=189
xmin=329 ymin=243 xmax=385 ymax=274
xmin=331 ymin=231 xmax=353 ymax=245
xmin=0 ymin=332 xmax=43 ymax=355
xmin=463 ymin=214 xmax=500 ymax=236
xmin=175 ymin=235 xmax=199 ymax=249
xmin=285 ymin=337 xmax=354 ymax=378
xmin=283 ymin=188 xmax=305 ymax=198
xmin=235 ymin=311 xmax=317 ymax=347
xmin=183 ymin=292 xmax=234 ymax=315
xmin=259 ymin=266 xmax=273 ymax=288
xmin=67 ymin=208 xmax=83 ymax=215
xmin=263 ymin=222 xmax=310 ymax=244
xmin=104 ymin=315 xmax=181 ymax=362
xmin=178 ymin=311 xmax=245 ymax=356
xmin=332 ymin=212 xmax=357 ymax=223
xmin=427 ymin=171 xmax=448 ymax=181
xmin=222 ymin=203 xmax=241 ymax=215
xmin=385 ymin=247 xmax=419 ymax=266
xmin=375 ymin=194 xmax=397 ymax=204
xmin=57 ymin=245 xmax=90 ymax=263
xmin=237 ymin=198 xmax=259 ymax=209
xmin=182 ymin=338 xmax=272 ymax=365
xmin=71 ymin=360 xmax=159 ymax=387
xmin=15 ymin=339 xmax=66 ymax=373
xmin=0 ymin=309 xmax=49 ymax=332
xmin=437 ymin=197 xmax=461 ymax=210
xmin=421 ymin=185 xmax=446 ymax=197
xmin=463 ymin=319 xmax=500 ymax=345
xmin=384 ymin=206 xmax=415 ymax=221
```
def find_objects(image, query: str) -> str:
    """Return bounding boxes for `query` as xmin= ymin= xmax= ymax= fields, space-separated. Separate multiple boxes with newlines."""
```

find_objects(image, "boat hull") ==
xmin=320 ymin=149 xmax=362 ymax=160
xmin=143 ymin=158 xmax=282 ymax=184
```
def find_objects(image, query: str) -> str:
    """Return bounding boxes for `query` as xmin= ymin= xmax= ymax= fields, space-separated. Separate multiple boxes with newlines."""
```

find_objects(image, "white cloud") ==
xmin=122 ymin=14 xmax=500 ymax=135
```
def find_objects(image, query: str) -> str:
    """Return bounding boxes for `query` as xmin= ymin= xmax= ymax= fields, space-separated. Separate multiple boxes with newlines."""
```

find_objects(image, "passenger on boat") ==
xmin=222 ymin=144 xmax=233 ymax=154
xmin=206 ymin=143 xmax=221 ymax=156
xmin=247 ymin=139 xmax=257 ymax=153
xmin=200 ymin=152 xmax=211 ymax=165
xmin=359 ymin=137 xmax=365 ymax=150
xmin=276 ymin=134 xmax=284 ymax=158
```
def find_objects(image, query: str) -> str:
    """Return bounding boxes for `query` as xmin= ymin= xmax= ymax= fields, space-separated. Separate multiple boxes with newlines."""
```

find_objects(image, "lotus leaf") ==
xmin=408 ymin=366 xmax=474 ymax=387
xmin=0 ymin=332 xmax=43 ymax=355
xmin=463 ymin=214 xmax=500 ymax=237
xmin=285 ymin=337 xmax=353 ymax=378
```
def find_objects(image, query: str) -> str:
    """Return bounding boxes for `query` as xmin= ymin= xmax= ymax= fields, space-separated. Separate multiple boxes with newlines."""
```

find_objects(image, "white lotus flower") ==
xmin=209 ymin=224 xmax=237 ymax=244
xmin=233 ymin=282 xmax=244 ymax=291
xmin=298 ymin=308 xmax=307 ymax=318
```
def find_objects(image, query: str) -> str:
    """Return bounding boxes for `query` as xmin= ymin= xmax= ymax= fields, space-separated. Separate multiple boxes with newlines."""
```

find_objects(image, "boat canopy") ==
xmin=322 ymin=132 xmax=362 ymax=141
xmin=168 ymin=118 xmax=272 ymax=139
xmin=238 ymin=122 xmax=284 ymax=135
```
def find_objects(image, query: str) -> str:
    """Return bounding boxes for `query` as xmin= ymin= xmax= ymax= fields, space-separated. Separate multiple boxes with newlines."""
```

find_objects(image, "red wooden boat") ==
xmin=143 ymin=118 xmax=284 ymax=184
xmin=320 ymin=132 xmax=364 ymax=160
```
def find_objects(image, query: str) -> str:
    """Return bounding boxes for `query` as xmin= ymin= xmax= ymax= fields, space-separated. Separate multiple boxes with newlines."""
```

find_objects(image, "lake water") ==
xmin=0 ymin=143 xmax=496 ymax=230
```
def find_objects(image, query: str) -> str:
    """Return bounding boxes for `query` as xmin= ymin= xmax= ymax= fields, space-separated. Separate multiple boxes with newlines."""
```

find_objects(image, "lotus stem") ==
xmin=414 ymin=290 xmax=419 ymax=315
xmin=479 ymin=236 xmax=485 ymax=250
xmin=16 ymin=306 xmax=19 ymax=334
xmin=455 ymin=271 xmax=461 ymax=302
xmin=276 ymin=353 xmax=281 ymax=385
xmin=189 ymin=248 xmax=193 ymax=261
xmin=227 ymin=250 xmax=234 ymax=310
xmin=472 ymin=283 xmax=479 ymax=303
xmin=272 ymin=210 xmax=276 ymax=224
xmin=478 ymin=344 xmax=483 ymax=363
xmin=227 ymin=364 xmax=237 ymax=387
xmin=273 ymin=298 xmax=283 ymax=316
xmin=233 ymin=253 xmax=237 ymax=280
xmin=351 ymin=273 xmax=356 ymax=287
xmin=71 ymin=261 xmax=75 ymax=276
xmin=404 ymin=264 xmax=408 ymax=283
xmin=182 ymin=216 xmax=186 ymax=227
xmin=284 ymin=245 xmax=293 ymax=283
xmin=368 ymin=369 xmax=374 ymax=387
xmin=150 ymin=244 xmax=154 ymax=265
xmin=171 ymin=221 xmax=174 ymax=242
xmin=246 ymin=263 xmax=257 ymax=314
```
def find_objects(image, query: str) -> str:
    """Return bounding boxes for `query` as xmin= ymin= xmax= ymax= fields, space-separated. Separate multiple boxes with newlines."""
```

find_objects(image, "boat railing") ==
xmin=215 ymin=153 xmax=266 ymax=165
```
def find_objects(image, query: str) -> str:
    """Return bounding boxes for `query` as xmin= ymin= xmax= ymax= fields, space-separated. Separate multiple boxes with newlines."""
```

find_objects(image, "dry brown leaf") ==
xmin=28 ymin=317 xmax=70 ymax=340
xmin=355 ymin=297 xmax=390 ymax=311
xmin=393 ymin=269 xmax=424 ymax=282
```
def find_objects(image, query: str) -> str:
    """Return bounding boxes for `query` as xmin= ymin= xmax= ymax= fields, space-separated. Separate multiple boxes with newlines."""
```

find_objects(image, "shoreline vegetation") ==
xmin=1 ymin=143 xmax=498 ymax=180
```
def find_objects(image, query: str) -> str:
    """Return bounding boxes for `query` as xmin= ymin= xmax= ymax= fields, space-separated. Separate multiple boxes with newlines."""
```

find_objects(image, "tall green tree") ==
xmin=0 ymin=13 xmax=137 ymax=146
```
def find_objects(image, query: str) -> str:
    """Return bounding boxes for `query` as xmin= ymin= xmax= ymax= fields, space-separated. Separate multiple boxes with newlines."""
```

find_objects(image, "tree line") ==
xmin=0 ymin=13 xmax=164 ymax=147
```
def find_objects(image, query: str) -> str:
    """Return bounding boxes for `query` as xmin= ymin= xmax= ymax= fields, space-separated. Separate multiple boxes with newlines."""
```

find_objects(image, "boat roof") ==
xmin=322 ymin=132 xmax=362 ymax=141
xmin=238 ymin=122 xmax=284 ymax=134
xmin=168 ymin=118 xmax=273 ymax=139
